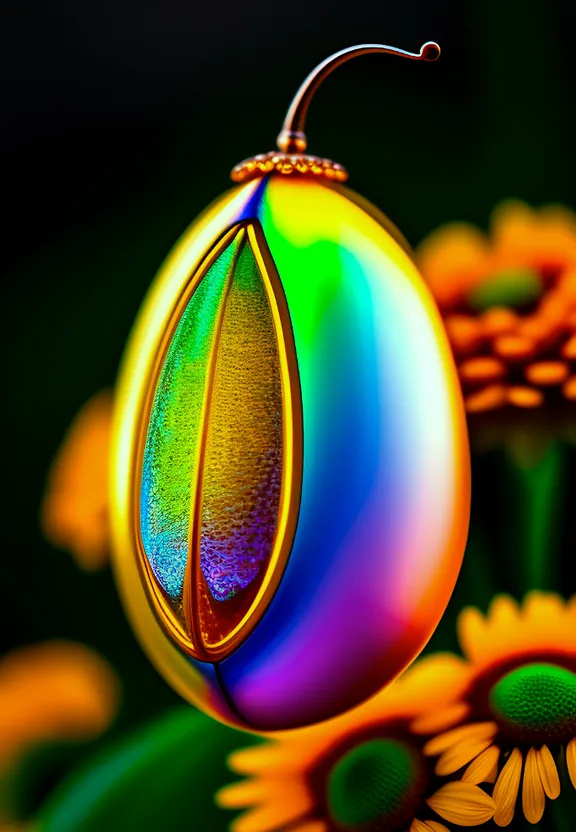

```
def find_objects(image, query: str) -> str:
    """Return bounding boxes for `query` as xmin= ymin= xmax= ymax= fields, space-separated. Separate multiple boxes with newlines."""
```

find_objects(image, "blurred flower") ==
xmin=0 ymin=641 xmax=119 ymax=776
xmin=41 ymin=391 xmax=113 ymax=570
xmin=418 ymin=592 xmax=576 ymax=826
xmin=418 ymin=201 xmax=576 ymax=428
xmin=217 ymin=655 xmax=495 ymax=832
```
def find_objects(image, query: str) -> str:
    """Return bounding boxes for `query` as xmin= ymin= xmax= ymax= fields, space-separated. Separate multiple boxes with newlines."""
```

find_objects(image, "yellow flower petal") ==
xmin=566 ymin=737 xmax=576 ymax=789
xmin=411 ymin=821 xmax=450 ymax=832
xmin=457 ymin=607 xmax=490 ymax=663
xmin=411 ymin=702 xmax=471 ymax=735
xmin=216 ymin=780 xmax=270 ymax=809
xmin=491 ymin=200 xmax=535 ymax=253
xmin=0 ymin=641 xmax=119 ymax=771
xmin=286 ymin=822 xmax=327 ymax=832
xmin=227 ymin=745 xmax=296 ymax=775
xmin=523 ymin=591 xmax=565 ymax=632
xmin=391 ymin=653 xmax=471 ymax=711
xmin=486 ymin=595 xmax=520 ymax=633
xmin=535 ymin=745 xmax=560 ymax=799
xmin=426 ymin=782 xmax=495 ymax=825
xmin=219 ymin=756 xmax=315 ymax=832
xmin=230 ymin=809 xmax=270 ymax=832
xmin=228 ymin=778 xmax=313 ymax=832
xmin=462 ymin=744 xmax=501 ymax=784
xmin=526 ymin=592 xmax=573 ymax=650
xmin=522 ymin=747 xmax=545 ymax=824
xmin=41 ymin=390 xmax=112 ymax=570
xmin=424 ymin=721 xmax=497 ymax=756
xmin=435 ymin=737 xmax=494 ymax=776
xmin=456 ymin=592 xmax=576 ymax=675
xmin=493 ymin=748 xmax=522 ymax=827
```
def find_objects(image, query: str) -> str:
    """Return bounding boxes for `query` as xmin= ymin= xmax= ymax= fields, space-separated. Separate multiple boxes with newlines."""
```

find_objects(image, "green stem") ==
xmin=550 ymin=749 xmax=576 ymax=830
xmin=504 ymin=440 xmax=565 ymax=593
xmin=549 ymin=798 xmax=573 ymax=832
xmin=462 ymin=529 xmax=497 ymax=609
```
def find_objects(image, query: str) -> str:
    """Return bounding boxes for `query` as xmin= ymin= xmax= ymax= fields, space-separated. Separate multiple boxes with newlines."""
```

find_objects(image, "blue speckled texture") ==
xmin=140 ymin=239 xmax=238 ymax=601
xmin=140 ymin=227 xmax=283 ymax=610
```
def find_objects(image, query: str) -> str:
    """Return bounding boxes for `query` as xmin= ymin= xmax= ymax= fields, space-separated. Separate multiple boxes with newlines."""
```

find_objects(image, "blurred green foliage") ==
xmin=37 ymin=710 xmax=260 ymax=832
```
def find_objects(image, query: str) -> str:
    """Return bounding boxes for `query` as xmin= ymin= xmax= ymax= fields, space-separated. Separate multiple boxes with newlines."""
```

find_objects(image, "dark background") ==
xmin=2 ymin=0 xmax=576 ymax=776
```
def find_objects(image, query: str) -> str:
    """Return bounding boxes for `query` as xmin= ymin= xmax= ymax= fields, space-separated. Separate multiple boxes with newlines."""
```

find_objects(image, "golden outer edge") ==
xmin=110 ymin=186 xmax=253 ymax=715
xmin=112 ymin=204 xmax=303 ymax=666
xmin=231 ymin=151 xmax=348 ymax=183
xmin=133 ymin=225 xmax=242 ymax=658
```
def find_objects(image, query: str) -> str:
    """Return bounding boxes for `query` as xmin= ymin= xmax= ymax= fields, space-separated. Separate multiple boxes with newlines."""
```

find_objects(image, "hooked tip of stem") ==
xmin=275 ymin=40 xmax=441 ymax=155
xmin=420 ymin=41 xmax=441 ymax=62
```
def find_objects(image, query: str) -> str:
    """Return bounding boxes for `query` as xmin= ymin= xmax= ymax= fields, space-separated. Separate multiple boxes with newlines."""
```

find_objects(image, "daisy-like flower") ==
xmin=41 ymin=390 xmax=113 ymax=570
xmin=217 ymin=655 xmax=495 ymax=832
xmin=418 ymin=201 xmax=576 ymax=422
xmin=418 ymin=592 xmax=576 ymax=826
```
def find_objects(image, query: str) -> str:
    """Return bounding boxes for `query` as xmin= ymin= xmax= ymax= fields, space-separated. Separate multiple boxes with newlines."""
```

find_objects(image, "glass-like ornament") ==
xmin=111 ymin=40 xmax=471 ymax=731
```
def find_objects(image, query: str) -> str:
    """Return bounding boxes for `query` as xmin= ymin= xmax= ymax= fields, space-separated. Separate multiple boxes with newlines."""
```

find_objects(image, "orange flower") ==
xmin=217 ymin=655 xmax=495 ymax=832
xmin=41 ymin=391 xmax=113 ymax=570
xmin=417 ymin=592 xmax=576 ymax=826
xmin=418 ymin=201 xmax=576 ymax=418
xmin=0 ymin=641 xmax=119 ymax=775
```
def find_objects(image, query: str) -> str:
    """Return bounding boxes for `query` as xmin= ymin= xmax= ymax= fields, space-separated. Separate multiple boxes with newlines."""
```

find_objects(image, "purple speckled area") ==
xmin=200 ymin=446 xmax=282 ymax=601
xmin=198 ymin=237 xmax=283 ymax=602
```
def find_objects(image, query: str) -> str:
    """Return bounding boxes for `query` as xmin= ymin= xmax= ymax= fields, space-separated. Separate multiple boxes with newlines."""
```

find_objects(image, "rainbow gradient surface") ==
xmin=140 ymin=238 xmax=238 ymax=602
xmin=114 ymin=173 xmax=470 ymax=731
xmin=141 ymin=228 xmax=284 ymax=613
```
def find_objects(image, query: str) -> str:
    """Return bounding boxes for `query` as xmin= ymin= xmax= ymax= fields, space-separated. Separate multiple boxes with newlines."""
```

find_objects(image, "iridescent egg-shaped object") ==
xmin=111 ymin=41 xmax=470 ymax=731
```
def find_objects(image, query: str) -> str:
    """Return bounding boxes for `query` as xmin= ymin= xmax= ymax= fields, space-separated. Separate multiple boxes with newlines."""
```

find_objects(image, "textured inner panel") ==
xmin=140 ymin=234 xmax=241 ymax=602
xmin=199 ymin=239 xmax=283 ymax=604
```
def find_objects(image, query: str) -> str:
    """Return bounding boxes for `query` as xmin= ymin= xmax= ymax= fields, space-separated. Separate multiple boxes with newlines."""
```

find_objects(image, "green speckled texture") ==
xmin=326 ymin=739 xmax=424 ymax=829
xmin=490 ymin=662 xmax=576 ymax=742
xmin=140 ymin=233 xmax=241 ymax=602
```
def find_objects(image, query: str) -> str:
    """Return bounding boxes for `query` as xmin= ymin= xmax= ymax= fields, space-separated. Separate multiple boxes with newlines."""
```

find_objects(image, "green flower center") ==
xmin=490 ymin=663 xmax=576 ymax=743
xmin=326 ymin=738 xmax=425 ymax=830
xmin=467 ymin=266 xmax=543 ymax=311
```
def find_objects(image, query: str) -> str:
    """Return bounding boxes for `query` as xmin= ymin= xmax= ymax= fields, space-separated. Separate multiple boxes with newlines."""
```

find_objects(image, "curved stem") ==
xmin=277 ymin=41 xmax=440 ymax=153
